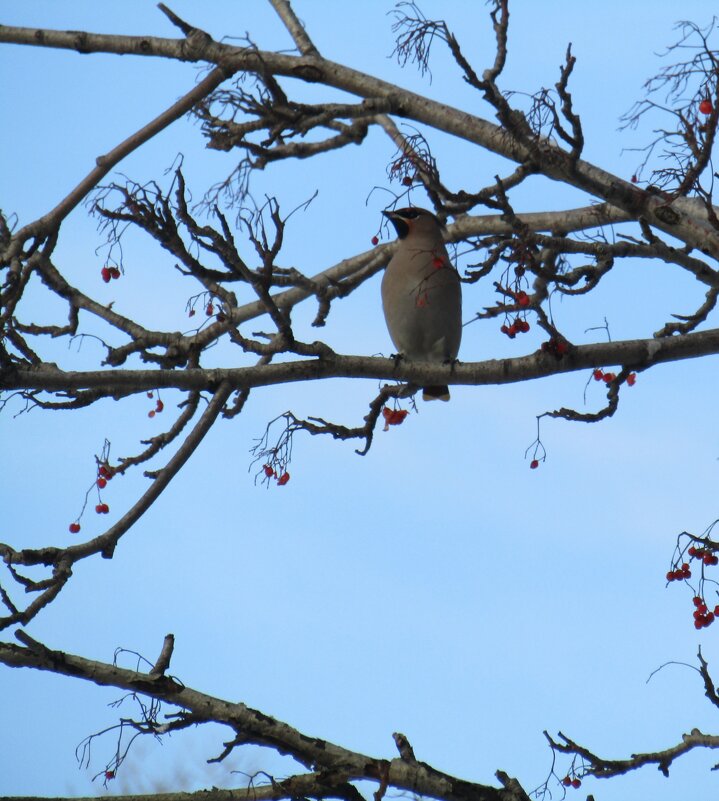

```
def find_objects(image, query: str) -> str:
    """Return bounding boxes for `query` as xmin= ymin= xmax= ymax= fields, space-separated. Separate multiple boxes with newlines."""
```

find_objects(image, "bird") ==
xmin=381 ymin=207 xmax=462 ymax=401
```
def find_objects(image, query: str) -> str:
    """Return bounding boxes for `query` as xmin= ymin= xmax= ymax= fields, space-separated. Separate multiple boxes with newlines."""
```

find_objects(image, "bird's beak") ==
xmin=383 ymin=210 xmax=408 ymax=239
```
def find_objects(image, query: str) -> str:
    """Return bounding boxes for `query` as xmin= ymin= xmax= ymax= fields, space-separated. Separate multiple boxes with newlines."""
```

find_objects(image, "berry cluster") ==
xmin=68 ymin=460 xmax=115 ymax=534
xmin=94 ymin=463 xmax=113 ymax=515
xmin=692 ymin=596 xmax=719 ymax=629
xmin=665 ymin=531 xmax=719 ymax=630
xmin=100 ymin=265 xmax=121 ymax=283
xmin=666 ymin=563 xmax=691 ymax=582
xmin=382 ymin=406 xmax=409 ymax=431
xmin=263 ymin=464 xmax=290 ymax=486
xmin=501 ymin=317 xmax=530 ymax=338
xmin=593 ymin=368 xmax=616 ymax=383
xmin=541 ymin=337 xmax=569 ymax=358
xmin=146 ymin=391 xmax=164 ymax=418
xmin=689 ymin=544 xmax=719 ymax=566
xmin=592 ymin=368 xmax=637 ymax=386
xmin=498 ymin=285 xmax=531 ymax=309
xmin=561 ymin=776 xmax=582 ymax=789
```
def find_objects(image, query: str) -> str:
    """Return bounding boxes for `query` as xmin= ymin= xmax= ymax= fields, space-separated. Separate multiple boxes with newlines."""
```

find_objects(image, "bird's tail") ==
xmin=422 ymin=385 xmax=450 ymax=402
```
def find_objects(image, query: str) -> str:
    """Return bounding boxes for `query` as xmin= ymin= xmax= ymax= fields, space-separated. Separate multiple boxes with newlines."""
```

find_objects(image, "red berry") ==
xmin=695 ymin=619 xmax=704 ymax=630
xmin=105 ymin=771 xmax=115 ymax=780
xmin=388 ymin=409 xmax=408 ymax=426
xmin=371 ymin=235 xmax=379 ymax=246
xmin=95 ymin=504 xmax=103 ymax=514
xmin=206 ymin=303 xmax=214 ymax=315
xmin=631 ymin=174 xmax=638 ymax=183
xmin=500 ymin=324 xmax=509 ymax=335
xmin=593 ymin=369 xmax=604 ymax=381
xmin=694 ymin=596 xmax=703 ymax=606
xmin=155 ymin=400 xmax=164 ymax=413
xmin=627 ymin=372 xmax=636 ymax=386
xmin=707 ymin=612 xmax=715 ymax=625
xmin=432 ymin=256 xmax=444 ymax=269
xmin=571 ymin=779 xmax=581 ymax=789
xmin=263 ymin=464 xmax=274 ymax=477
xmin=109 ymin=267 xmax=121 ymax=280
xmin=682 ymin=563 xmax=689 ymax=571
xmin=188 ymin=309 xmax=196 ymax=317
xmin=688 ymin=546 xmax=697 ymax=557
xmin=554 ymin=340 xmax=568 ymax=355
xmin=69 ymin=522 xmax=81 ymax=533
xmin=514 ymin=265 xmax=526 ymax=277
xmin=277 ymin=472 xmax=290 ymax=486
xmin=516 ymin=291 xmax=530 ymax=307
xmin=98 ymin=465 xmax=110 ymax=478
xmin=401 ymin=175 xmax=413 ymax=186
xmin=714 ymin=605 xmax=719 ymax=616
xmin=603 ymin=372 xmax=616 ymax=383
xmin=704 ymin=553 xmax=714 ymax=565
xmin=530 ymin=459 xmax=539 ymax=469
xmin=148 ymin=410 xmax=156 ymax=418
xmin=97 ymin=477 xmax=107 ymax=489
xmin=666 ymin=571 xmax=674 ymax=581
xmin=562 ymin=777 xmax=571 ymax=787
xmin=101 ymin=266 xmax=111 ymax=283
xmin=699 ymin=99 xmax=713 ymax=115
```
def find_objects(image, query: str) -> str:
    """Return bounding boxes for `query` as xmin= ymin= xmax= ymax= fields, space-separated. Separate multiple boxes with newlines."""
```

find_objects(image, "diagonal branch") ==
xmin=268 ymin=0 xmax=320 ymax=56
xmin=1 ymin=25 xmax=717 ymax=255
xmin=5 ymin=66 xmax=233 ymax=258
xmin=0 ymin=382 xmax=232 ymax=627
xmin=0 ymin=634 xmax=525 ymax=801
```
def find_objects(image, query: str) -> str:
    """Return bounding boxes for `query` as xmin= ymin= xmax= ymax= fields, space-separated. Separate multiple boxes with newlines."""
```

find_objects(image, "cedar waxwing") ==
xmin=381 ymin=207 xmax=462 ymax=401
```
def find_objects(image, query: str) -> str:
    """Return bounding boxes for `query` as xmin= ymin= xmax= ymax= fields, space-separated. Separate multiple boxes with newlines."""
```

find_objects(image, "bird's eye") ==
xmin=401 ymin=209 xmax=419 ymax=219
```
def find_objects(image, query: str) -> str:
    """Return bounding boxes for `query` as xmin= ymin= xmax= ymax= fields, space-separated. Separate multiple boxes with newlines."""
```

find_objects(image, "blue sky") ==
xmin=1 ymin=2 xmax=719 ymax=799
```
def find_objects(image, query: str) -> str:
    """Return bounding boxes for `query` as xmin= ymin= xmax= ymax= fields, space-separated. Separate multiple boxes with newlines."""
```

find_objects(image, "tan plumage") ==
xmin=381 ymin=207 xmax=462 ymax=401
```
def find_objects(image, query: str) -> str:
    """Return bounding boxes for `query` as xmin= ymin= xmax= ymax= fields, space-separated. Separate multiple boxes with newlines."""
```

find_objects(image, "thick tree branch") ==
xmin=1 ymin=25 xmax=717 ymax=255
xmin=0 ymin=636 xmax=523 ymax=801
xmin=3 ymin=329 xmax=719 ymax=397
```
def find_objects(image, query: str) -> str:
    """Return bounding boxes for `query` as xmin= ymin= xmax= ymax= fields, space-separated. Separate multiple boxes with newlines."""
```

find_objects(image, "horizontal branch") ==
xmin=3 ymin=329 xmax=719 ymax=396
